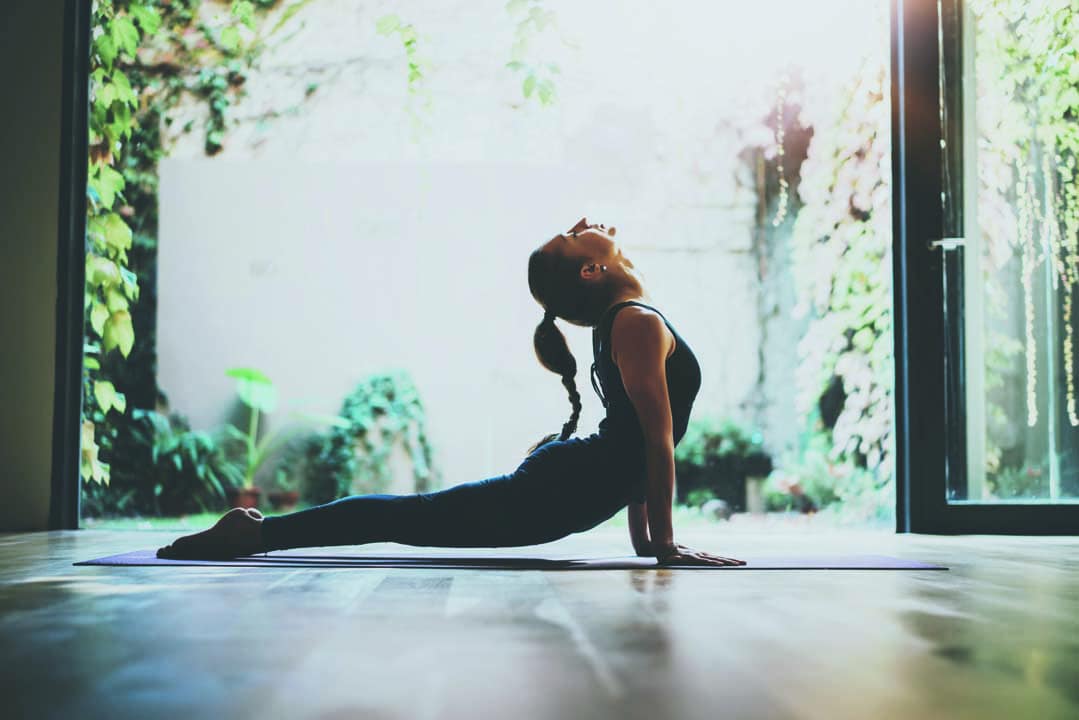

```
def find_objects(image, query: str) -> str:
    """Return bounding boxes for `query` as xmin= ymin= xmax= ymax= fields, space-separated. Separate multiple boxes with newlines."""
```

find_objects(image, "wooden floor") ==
xmin=1 ymin=525 xmax=1077 ymax=720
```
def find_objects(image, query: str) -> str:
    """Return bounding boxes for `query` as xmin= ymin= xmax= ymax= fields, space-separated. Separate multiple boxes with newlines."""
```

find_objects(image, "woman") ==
xmin=157 ymin=218 xmax=744 ymax=566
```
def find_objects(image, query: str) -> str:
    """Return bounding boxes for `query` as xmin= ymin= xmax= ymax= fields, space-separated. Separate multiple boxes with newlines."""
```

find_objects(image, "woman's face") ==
xmin=541 ymin=217 xmax=625 ymax=266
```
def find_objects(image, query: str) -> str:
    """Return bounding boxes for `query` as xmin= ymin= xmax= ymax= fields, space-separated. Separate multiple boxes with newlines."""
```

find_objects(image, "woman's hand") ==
xmin=654 ymin=542 xmax=746 ymax=567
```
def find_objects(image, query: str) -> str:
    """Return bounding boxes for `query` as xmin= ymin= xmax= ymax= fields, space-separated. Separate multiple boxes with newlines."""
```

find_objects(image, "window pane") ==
xmin=956 ymin=0 xmax=1079 ymax=503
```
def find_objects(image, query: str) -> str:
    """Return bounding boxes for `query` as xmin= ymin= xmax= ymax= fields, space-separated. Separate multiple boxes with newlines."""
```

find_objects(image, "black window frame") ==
xmin=891 ymin=0 xmax=1079 ymax=533
xmin=50 ymin=0 xmax=90 ymax=530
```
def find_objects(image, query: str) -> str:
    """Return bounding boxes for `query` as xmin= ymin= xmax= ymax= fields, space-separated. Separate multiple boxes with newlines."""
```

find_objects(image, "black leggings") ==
xmin=260 ymin=434 xmax=636 ymax=551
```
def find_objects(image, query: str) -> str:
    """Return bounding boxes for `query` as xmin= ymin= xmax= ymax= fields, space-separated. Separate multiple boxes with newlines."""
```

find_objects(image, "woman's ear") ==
xmin=580 ymin=262 xmax=601 ymax=280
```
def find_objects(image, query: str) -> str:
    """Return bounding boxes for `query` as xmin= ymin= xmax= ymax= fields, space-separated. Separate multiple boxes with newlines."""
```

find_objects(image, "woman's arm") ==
xmin=610 ymin=309 xmax=677 ymax=554
xmin=611 ymin=308 xmax=745 ymax=567
xmin=628 ymin=501 xmax=652 ymax=556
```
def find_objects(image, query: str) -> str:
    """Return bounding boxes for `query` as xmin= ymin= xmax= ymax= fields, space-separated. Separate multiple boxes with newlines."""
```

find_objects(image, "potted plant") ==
xmin=268 ymin=468 xmax=301 ymax=511
xmin=267 ymin=437 xmax=309 ymax=511
xmin=674 ymin=417 xmax=773 ymax=513
xmin=302 ymin=371 xmax=438 ymax=504
xmin=221 ymin=367 xmax=347 ymax=509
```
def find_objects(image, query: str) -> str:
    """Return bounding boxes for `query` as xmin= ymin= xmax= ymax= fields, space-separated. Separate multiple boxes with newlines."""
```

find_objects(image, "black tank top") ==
xmin=591 ymin=300 xmax=702 ymax=501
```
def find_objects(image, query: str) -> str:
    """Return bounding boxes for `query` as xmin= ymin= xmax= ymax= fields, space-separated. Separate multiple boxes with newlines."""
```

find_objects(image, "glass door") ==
xmin=892 ymin=0 xmax=1078 ymax=533
xmin=946 ymin=0 xmax=1079 ymax=507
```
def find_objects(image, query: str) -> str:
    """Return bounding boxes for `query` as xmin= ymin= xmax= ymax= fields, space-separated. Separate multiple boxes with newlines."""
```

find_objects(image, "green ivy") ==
xmin=788 ymin=61 xmax=894 ymax=509
xmin=81 ymin=408 xmax=244 ymax=517
xmin=374 ymin=13 xmax=434 ymax=136
xmin=83 ymin=1 xmax=160 ymax=485
xmin=504 ymin=0 xmax=560 ymax=106
xmin=83 ymin=0 xmax=310 ymax=493
xmin=375 ymin=14 xmax=428 ymax=95
xmin=304 ymin=372 xmax=438 ymax=504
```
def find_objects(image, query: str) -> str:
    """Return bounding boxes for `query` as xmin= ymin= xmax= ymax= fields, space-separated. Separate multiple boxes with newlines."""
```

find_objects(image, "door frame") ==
xmin=891 ymin=0 xmax=1079 ymax=533
xmin=50 ymin=0 xmax=90 ymax=530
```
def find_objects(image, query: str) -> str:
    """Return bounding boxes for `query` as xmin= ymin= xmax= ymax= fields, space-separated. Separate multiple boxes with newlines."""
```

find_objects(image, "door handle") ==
xmin=929 ymin=237 xmax=966 ymax=251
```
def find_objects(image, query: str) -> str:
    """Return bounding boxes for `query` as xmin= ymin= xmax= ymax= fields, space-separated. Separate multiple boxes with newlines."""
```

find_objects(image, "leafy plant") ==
xmin=272 ymin=466 xmax=298 ymax=492
xmin=143 ymin=410 xmax=245 ymax=513
xmin=82 ymin=408 xmax=243 ymax=517
xmin=789 ymin=59 xmax=893 ymax=478
xmin=221 ymin=367 xmax=349 ymax=491
xmin=504 ymin=0 xmax=562 ymax=106
xmin=987 ymin=462 xmax=1050 ymax=500
xmin=83 ymin=0 xmax=313 ymax=491
xmin=375 ymin=14 xmax=429 ymax=96
xmin=374 ymin=13 xmax=434 ymax=135
xmin=304 ymin=371 xmax=438 ymax=504
xmin=676 ymin=417 xmax=772 ymax=471
xmin=763 ymin=428 xmax=892 ymax=523
xmin=82 ymin=1 xmax=162 ymax=486
xmin=684 ymin=488 xmax=718 ymax=509
xmin=674 ymin=417 xmax=773 ymax=510
xmin=271 ymin=435 xmax=310 ymax=491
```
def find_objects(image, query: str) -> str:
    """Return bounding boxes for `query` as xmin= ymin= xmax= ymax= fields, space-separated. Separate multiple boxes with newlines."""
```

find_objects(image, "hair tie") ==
xmin=543 ymin=309 xmax=555 ymax=323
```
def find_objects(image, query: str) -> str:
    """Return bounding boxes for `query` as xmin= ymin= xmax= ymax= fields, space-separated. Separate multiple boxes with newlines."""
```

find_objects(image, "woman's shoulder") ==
xmin=610 ymin=302 xmax=668 ymax=332
xmin=609 ymin=303 xmax=674 ymax=359
xmin=605 ymin=300 xmax=665 ymax=327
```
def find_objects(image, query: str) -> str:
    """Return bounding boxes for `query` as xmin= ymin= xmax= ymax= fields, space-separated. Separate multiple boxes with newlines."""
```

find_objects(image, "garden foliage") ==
xmin=83 ymin=0 xmax=308 ymax=500
xmin=303 ymin=372 xmax=438 ymax=504
xmin=968 ymin=0 xmax=1079 ymax=494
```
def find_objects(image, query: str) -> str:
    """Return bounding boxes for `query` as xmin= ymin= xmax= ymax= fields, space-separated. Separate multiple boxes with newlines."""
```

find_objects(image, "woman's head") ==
xmin=527 ymin=217 xmax=635 ymax=327
xmin=525 ymin=217 xmax=642 ymax=454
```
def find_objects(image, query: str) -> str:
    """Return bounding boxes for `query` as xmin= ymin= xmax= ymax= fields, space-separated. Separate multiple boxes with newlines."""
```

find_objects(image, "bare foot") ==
xmin=157 ymin=508 xmax=266 ymax=560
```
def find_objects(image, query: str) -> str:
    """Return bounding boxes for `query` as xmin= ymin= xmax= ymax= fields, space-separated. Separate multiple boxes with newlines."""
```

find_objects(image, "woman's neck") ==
xmin=594 ymin=288 xmax=649 ymax=325
xmin=605 ymin=289 xmax=646 ymax=310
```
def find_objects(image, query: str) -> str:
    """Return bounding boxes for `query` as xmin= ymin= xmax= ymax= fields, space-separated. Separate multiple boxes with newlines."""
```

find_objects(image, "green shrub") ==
xmin=304 ymin=371 xmax=437 ymax=504
xmin=684 ymin=488 xmax=718 ymax=508
xmin=987 ymin=463 xmax=1049 ymax=500
xmin=674 ymin=417 xmax=773 ymax=511
xmin=764 ymin=431 xmax=892 ymax=523
xmin=83 ymin=409 xmax=243 ymax=517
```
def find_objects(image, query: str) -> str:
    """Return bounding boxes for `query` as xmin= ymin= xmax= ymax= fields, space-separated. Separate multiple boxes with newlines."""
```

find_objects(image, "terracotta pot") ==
xmin=268 ymin=490 xmax=300 ymax=512
xmin=226 ymin=487 xmax=261 ymax=509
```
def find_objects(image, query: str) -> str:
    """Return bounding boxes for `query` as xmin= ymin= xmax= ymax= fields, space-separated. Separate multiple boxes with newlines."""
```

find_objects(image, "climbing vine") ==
xmin=505 ymin=0 xmax=561 ymax=106
xmin=375 ymin=14 xmax=429 ymax=97
xmin=84 ymin=1 xmax=159 ymax=484
xmin=84 ymin=0 xmax=311 ymax=491
xmin=787 ymin=60 xmax=894 ymax=518
xmin=375 ymin=13 xmax=433 ymax=133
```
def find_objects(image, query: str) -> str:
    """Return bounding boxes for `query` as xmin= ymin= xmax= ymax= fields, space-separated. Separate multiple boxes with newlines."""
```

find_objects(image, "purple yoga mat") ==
xmin=75 ymin=549 xmax=947 ymax=570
